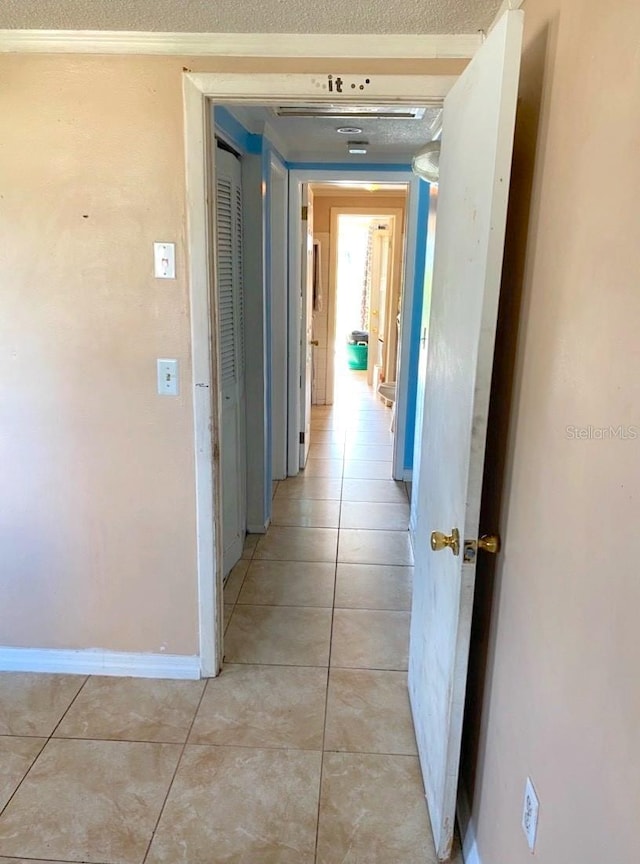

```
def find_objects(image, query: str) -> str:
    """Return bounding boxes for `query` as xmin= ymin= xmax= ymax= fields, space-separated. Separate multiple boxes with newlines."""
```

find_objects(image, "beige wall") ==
xmin=463 ymin=1 xmax=640 ymax=861
xmin=0 ymin=53 xmax=444 ymax=657
xmin=313 ymin=193 xmax=407 ymax=234
xmin=0 ymin=56 xmax=200 ymax=654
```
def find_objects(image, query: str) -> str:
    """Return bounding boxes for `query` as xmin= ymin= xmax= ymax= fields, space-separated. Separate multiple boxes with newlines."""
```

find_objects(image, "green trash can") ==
xmin=347 ymin=342 xmax=368 ymax=370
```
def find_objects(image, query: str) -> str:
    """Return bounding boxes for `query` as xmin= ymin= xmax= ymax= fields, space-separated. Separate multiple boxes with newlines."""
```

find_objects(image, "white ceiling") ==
xmin=0 ymin=0 xmax=502 ymax=34
xmin=229 ymin=104 xmax=442 ymax=162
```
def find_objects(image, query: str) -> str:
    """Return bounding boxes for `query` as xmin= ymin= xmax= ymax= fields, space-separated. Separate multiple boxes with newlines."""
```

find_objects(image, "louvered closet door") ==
xmin=215 ymin=145 xmax=246 ymax=577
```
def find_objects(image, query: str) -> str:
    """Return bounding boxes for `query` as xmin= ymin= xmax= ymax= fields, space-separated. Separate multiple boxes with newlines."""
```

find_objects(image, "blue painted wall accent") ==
xmin=214 ymin=106 xmax=262 ymax=155
xmin=404 ymin=180 xmax=431 ymax=472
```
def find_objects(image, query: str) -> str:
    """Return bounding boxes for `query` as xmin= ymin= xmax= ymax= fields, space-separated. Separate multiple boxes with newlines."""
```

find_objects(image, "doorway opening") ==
xmin=335 ymin=215 xmax=385 ymax=380
xmin=183 ymin=67 xmax=453 ymax=671
xmin=329 ymin=200 xmax=407 ymax=412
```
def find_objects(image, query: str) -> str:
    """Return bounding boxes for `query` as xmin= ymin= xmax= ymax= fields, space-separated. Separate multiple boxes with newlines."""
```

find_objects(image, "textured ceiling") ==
xmin=231 ymin=105 xmax=442 ymax=161
xmin=0 ymin=0 xmax=502 ymax=34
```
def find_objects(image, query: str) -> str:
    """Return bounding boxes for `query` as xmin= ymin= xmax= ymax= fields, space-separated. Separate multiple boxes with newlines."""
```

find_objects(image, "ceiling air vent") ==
xmin=272 ymin=105 xmax=427 ymax=120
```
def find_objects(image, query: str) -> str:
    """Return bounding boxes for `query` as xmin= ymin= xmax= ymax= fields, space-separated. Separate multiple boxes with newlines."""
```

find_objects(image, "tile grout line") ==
xmin=313 ymin=417 xmax=347 ymax=863
xmin=4 ymin=734 xmax=415 ymax=758
xmin=219 ymin=659 xmax=408 ymax=672
xmin=0 ymin=673 xmax=92 ymax=824
xmin=140 ymin=679 xmax=209 ymax=864
xmin=232 ymin=602 xmax=409 ymax=611
xmin=0 ymin=857 xmax=110 ymax=864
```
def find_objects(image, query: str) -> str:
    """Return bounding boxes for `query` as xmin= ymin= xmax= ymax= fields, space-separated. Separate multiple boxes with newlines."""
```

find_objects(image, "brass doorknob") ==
xmin=430 ymin=528 xmax=460 ymax=556
xmin=478 ymin=534 xmax=501 ymax=554
xmin=310 ymin=340 xmax=319 ymax=346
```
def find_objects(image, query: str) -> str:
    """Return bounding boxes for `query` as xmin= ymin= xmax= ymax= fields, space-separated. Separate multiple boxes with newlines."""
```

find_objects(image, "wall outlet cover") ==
xmin=522 ymin=776 xmax=539 ymax=853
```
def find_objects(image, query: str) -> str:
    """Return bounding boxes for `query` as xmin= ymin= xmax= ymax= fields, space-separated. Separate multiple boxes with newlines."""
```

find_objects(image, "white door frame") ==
xmin=269 ymin=154 xmax=289 ymax=481
xmin=289 ymin=169 xmax=421 ymax=480
xmin=183 ymin=71 xmax=458 ymax=676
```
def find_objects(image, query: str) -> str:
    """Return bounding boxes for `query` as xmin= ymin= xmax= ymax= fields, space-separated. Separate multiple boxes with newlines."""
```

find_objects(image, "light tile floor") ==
xmin=0 ymin=373 xmax=461 ymax=863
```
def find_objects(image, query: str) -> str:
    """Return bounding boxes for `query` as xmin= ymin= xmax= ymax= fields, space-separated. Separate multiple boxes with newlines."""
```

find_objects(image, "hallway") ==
xmin=0 ymin=375 xmax=459 ymax=863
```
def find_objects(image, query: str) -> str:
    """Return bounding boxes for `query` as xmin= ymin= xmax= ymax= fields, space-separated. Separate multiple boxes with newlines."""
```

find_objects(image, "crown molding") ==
xmin=0 ymin=29 xmax=481 ymax=58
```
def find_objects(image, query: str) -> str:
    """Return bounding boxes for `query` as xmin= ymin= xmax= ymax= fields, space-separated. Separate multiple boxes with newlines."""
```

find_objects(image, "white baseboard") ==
xmin=0 ymin=647 xmax=201 ymax=680
xmin=247 ymin=520 xmax=269 ymax=533
xmin=402 ymin=469 xmax=413 ymax=482
xmin=457 ymin=783 xmax=483 ymax=864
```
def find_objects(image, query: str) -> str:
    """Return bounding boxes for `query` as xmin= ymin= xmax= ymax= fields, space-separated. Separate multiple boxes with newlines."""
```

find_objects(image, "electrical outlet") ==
xmin=522 ymin=777 xmax=539 ymax=853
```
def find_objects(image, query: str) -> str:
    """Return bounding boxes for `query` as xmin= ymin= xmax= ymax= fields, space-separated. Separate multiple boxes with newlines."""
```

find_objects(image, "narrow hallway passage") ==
xmin=0 ymin=375 xmax=460 ymax=863
xmin=217 ymin=371 xmax=450 ymax=862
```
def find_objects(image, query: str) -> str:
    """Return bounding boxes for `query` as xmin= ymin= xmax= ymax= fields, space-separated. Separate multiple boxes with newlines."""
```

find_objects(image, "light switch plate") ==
xmin=157 ymin=359 xmax=179 ymax=396
xmin=154 ymin=242 xmax=176 ymax=279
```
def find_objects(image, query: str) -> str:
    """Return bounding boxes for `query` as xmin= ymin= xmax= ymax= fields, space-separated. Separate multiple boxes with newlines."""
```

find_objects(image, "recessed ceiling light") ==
xmin=348 ymin=140 xmax=369 ymax=155
xmin=336 ymin=126 xmax=363 ymax=135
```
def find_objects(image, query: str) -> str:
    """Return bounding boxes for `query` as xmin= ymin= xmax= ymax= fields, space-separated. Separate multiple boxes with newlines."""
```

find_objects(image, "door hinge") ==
xmin=299 ymin=432 xmax=305 ymax=444
xmin=301 ymin=205 xmax=308 ymax=221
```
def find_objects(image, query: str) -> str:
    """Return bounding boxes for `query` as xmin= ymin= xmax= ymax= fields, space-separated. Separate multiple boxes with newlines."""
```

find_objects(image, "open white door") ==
xmin=215 ymin=145 xmax=247 ymax=577
xmin=408 ymin=10 xmax=524 ymax=860
xmin=299 ymin=185 xmax=314 ymax=468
